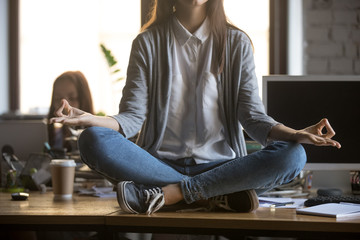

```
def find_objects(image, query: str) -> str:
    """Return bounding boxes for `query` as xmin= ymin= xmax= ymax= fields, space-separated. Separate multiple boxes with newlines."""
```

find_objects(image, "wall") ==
xmin=288 ymin=0 xmax=304 ymax=75
xmin=0 ymin=0 xmax=8 ymax=114
xmin=303 ymin=0 xmax=360 ymax=74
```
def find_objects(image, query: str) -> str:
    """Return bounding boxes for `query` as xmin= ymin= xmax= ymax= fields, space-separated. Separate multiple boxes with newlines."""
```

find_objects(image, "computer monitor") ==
xmin=0 ymin=119 xmax=48 ymax=162
xmin=262 ymin=75 xmax=360 ymax=173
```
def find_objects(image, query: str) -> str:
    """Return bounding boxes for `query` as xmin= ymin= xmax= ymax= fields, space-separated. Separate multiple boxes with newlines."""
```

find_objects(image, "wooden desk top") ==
xmin=1 ymin=191 xmax=360 ymax=237
xmin=0 ymin=191 xmax=119 ymax=226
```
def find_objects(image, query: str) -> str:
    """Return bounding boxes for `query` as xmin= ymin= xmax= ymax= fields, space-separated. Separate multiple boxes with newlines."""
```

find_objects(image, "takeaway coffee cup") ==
xmin=50 ymin=159 xmax=76 ymax=200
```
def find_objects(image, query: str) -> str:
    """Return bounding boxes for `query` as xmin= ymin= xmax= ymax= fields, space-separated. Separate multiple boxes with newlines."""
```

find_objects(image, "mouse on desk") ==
xmin=317 ymin=188 xmax=343 ymax=196
xmin=11 ymin=192 xmax=29 ymax=201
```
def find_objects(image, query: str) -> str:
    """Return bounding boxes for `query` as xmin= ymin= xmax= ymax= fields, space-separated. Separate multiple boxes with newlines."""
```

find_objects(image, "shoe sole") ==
xmin=245 ymin=189 xmax=259 ymax=212
xmin=117 ymin=181 xmax=138 ymax=214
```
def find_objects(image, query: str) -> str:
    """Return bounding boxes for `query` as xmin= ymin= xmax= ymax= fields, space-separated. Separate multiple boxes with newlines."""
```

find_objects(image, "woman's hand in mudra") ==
xmin=295 ymin=118 xmax=341 ymax=149
xmin=50 ymin=99 xmax=93 ymax=126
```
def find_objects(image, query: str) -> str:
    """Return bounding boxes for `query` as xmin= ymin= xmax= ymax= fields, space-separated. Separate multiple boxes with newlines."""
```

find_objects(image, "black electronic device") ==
xmin=317 ymin=188 xmax=343 ymax=197
xmin=0 ymin=119 xmax=48 ymax=162
xmin=263 ymin=75 xmax=360 ymax=171
xmin=263 ymin=75 xmax=360 ymax=193
xmin=304 ymin=195 xmax=360 ymax=207
xmin=11 ymin=192 xmax=29 ymax=201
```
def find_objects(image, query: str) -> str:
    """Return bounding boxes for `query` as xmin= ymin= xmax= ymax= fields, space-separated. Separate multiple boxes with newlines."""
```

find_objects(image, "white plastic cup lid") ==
xmin=50 ymin=159 xmax=76 ymax=167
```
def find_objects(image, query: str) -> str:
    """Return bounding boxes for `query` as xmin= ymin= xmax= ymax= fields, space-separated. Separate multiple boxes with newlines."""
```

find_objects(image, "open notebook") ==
xmin=296 ymin=203 xmax=360 ymax=219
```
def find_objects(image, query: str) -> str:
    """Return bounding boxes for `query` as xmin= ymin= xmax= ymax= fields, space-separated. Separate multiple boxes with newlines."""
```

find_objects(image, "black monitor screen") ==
xmin=265 ymin=79 xmax=360 ymax=164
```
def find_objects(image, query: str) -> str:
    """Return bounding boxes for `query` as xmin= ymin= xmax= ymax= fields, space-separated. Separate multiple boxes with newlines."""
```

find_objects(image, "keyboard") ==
xmin=304 ymin=195 xmax=360 ymax=207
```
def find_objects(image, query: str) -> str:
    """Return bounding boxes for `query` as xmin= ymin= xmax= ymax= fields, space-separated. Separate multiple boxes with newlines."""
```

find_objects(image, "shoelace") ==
xmin=144 ymin=187 xmax=165 ymax=215
xmin=209 ymin=195 xmax=233 ymax=211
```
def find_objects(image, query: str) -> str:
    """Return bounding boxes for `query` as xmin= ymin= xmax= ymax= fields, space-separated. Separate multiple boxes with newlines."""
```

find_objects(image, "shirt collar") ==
xmin=172 ymin=15 xmax=210 ymax=46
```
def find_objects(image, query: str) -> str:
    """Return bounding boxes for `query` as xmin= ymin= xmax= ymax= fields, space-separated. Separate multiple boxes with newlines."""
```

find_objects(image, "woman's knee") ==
xmin=78 ymin=126 xmax=120 ymax=165
xmin=78 ymin=127 xmax=100 ymax=152
xmin=279 ymin=142 xmax=307 ymax=173
xmin=78 ymin=127 xmax=99 ymax=164
xmin=266 ymin=142 xmax=307 ymax=185
xmin=268 ymin=141 xmax=306 ymax=172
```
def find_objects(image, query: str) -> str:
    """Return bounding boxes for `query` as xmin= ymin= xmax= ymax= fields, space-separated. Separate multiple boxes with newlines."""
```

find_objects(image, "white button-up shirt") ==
xmin=157 ymin=16 xmax=236 ymax=164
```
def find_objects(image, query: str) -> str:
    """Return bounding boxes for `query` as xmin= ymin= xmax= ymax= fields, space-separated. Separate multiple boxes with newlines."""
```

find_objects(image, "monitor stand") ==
xmin=309 ymin=170 xmax=353 ymax=195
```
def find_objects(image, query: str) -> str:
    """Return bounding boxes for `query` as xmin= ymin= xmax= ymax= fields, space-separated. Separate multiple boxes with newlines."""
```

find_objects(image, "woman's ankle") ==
xmin=162 ymin=183 xmax=184 ymax=205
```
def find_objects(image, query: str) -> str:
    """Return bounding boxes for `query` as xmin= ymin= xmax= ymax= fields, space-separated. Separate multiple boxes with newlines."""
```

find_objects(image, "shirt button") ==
xmin=186 ymin=148 xmax=193 ymax=155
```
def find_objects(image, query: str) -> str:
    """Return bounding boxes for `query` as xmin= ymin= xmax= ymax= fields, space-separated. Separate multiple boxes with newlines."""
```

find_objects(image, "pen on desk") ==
xmin=270 ymin=201 xmax=295 ymax=207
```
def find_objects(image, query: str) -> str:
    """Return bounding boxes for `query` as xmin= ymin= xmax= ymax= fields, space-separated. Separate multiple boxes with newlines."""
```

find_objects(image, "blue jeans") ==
xmin=78 ymin=127 xmax=307 ymax=203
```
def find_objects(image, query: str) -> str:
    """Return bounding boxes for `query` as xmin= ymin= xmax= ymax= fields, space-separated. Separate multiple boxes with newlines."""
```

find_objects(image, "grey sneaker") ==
xmin=116 ymin=181 xmax=165 ymax=215
xmin=209 ymin=189 xmax=259 ymax=212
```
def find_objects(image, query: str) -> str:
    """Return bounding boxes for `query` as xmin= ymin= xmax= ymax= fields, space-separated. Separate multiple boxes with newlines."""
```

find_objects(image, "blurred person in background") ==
xmin=47 ymin=71 xmax=94 ymax=152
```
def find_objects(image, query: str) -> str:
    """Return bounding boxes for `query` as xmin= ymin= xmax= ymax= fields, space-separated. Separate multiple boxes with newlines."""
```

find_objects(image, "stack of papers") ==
xmin=77 ymin=186 xmax=116 ymax=198
xmin=259 ymin=197 xmax=306 ymax=208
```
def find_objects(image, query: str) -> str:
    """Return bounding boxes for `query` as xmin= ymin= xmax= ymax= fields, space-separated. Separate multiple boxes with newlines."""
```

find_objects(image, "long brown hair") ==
xmin=141 ymin=0 xmax=247 ymax=74
xmin=47 ymin=71 xmax=94 ymax=148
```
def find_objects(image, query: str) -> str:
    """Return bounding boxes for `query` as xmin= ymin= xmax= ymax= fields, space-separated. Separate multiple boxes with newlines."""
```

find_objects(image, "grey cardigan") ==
xmin=112 ymin=19 xmax=278 ymax=159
